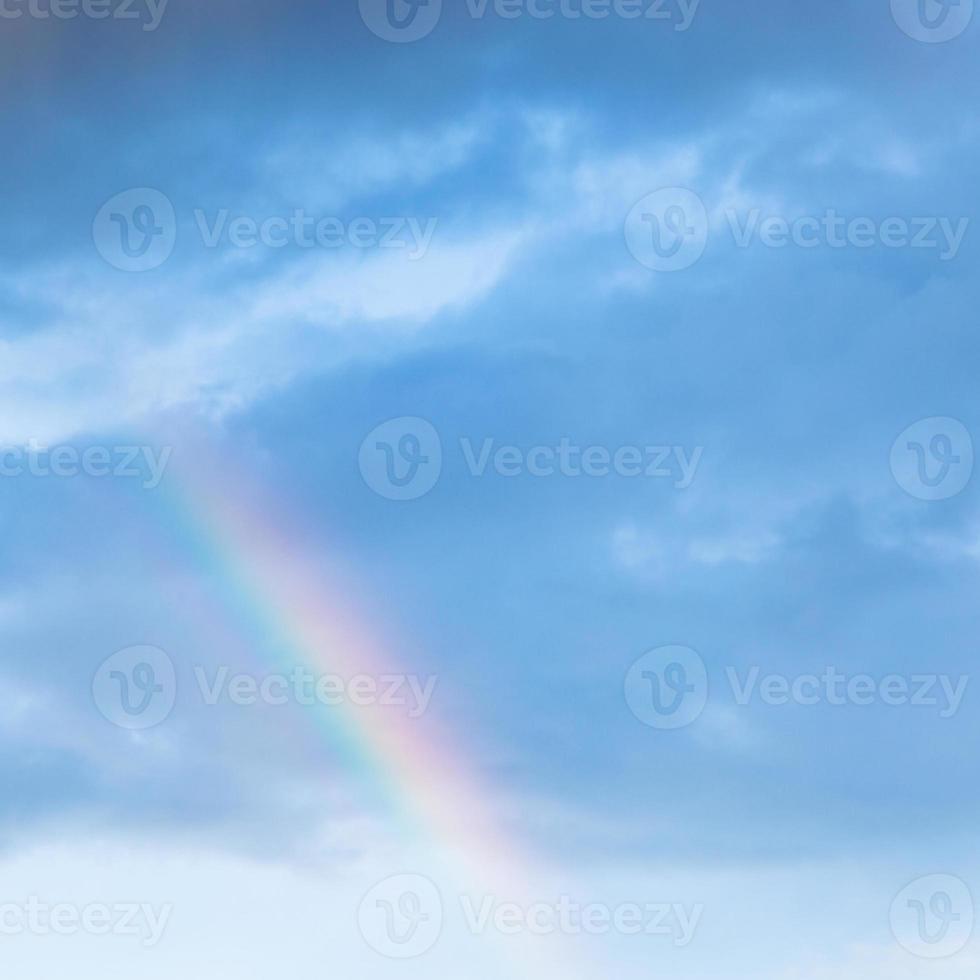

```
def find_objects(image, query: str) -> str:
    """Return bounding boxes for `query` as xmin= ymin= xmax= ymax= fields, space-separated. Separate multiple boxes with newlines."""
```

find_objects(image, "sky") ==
xmin=1 ymin=0 xmax=979 ymax=976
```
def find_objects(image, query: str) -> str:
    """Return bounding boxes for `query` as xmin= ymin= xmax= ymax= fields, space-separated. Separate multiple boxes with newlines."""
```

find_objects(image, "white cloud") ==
xmin=1 ymin=834 xmax=971 ymax=980
xmin=1 ymin=94 xmax=961 ymax=446
xmin=248 ymin=229 xmax=526 ymax=327
xmin=263 ymin=119 xmax=485 ymax=211
xmin=0 ymin=222 xmax=526 ymax=445
xmin=612 ymin=520 xmax=782 ymax=575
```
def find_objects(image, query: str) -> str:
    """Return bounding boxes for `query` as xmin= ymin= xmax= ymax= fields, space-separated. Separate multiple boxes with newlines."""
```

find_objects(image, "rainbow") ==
xmin=147 ymin=432 xmax=595 ymax=978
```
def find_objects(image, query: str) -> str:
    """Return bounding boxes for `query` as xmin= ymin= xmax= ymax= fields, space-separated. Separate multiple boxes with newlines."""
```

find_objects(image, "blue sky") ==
xmin=1 ymin=1 xmax=980 ymax=976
